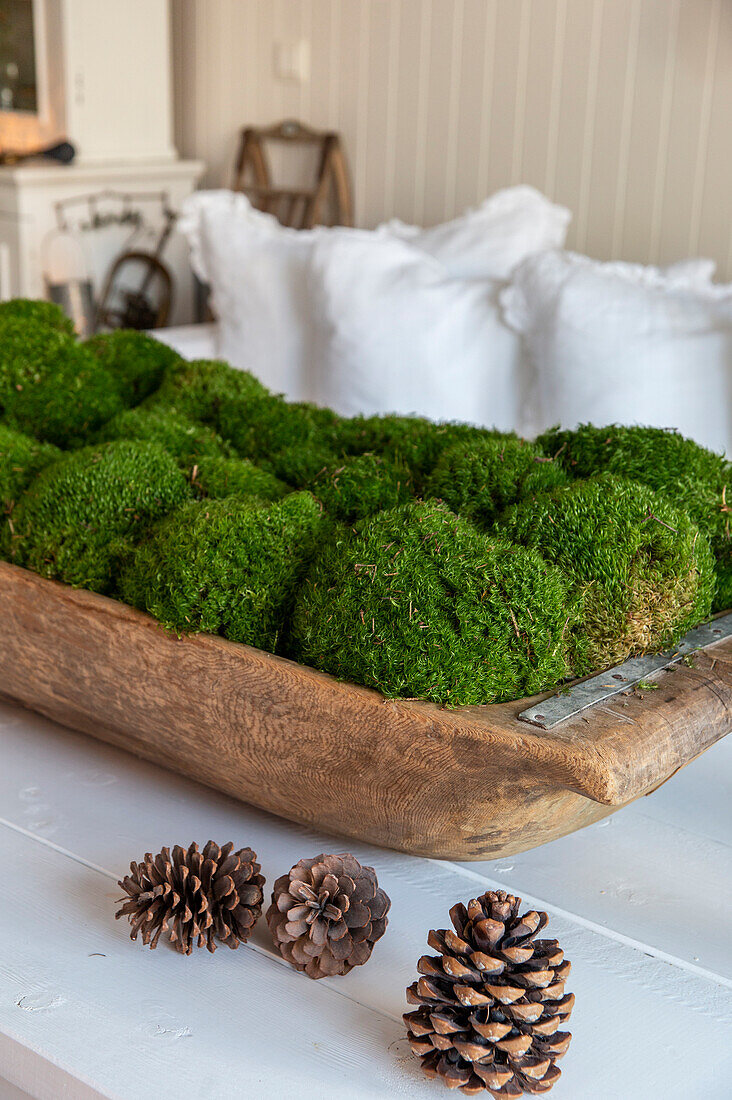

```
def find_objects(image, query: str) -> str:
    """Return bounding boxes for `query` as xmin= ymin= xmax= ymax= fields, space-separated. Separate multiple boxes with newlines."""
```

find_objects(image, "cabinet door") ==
xmin=62 ymin=0 xmax=175 ymax=163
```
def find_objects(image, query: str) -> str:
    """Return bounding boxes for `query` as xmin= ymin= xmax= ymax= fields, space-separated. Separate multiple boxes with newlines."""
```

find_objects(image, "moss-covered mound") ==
xmin=0 ymin=298 xmax=75 ymax=335
xmin=333 ymin=415 xmax=504 ymax=487
xmin=310 ymin=453 xmax=414 ymax=524
xmin=96 ymin=406 xmax=229 ymax=468
xmin=191 ymin=454 xmax=289 ymax=502
xmin=426 ymin=436 xmax=568 ymax=527
xmin=8 ymin=441 xmax=191 ymax=593
xmin=0 ymin=319 xmax=122 ymax=447
xmin=0 ymin=424 xmax=61 ymax=514
xmin=85 ymin=330 xmax=181 ymax=406
xmin=219 ymin=394 xmax=342 ymax=463
xmin=290 ymin=499 xmax=574 ymax=706
xmin=497 ymin=473 xmax=715 ymax=672
xmin=265 ymin=442 xmax=342 ymax=488
xmin=538 ymin=423 xmax=732 ymax=610
xmin=121 ymin=492 xmax=327 ymax=650
xmin=149 ymin=358 xmax=270 ymax=427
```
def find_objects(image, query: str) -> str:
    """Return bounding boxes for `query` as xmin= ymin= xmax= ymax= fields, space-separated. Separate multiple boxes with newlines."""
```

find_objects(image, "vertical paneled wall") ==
xmin=172 ymin=0 xmax=732 ymax=277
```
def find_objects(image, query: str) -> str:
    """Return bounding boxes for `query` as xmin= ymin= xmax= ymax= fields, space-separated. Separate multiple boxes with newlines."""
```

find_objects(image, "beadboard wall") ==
xmin=171 ymin=0 xmax=732 ymax=278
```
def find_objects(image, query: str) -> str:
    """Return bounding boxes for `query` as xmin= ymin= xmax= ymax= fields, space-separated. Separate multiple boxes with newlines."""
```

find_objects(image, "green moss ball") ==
xmin=191 ymin=454 xmax=289 ymax=501
xmin=120 ymin=492 xmax=328 ymax=651
xmin=310 ymin=453 xmax=414 ymax=523
xmin=9 ymin=440 xmax=191 ymax=593
xmin=0 ymin=321 xmax=122 ymax=447
xmin=0 ymin=317 xmax=74 ymax=401
xmin=85 ymin=330 xmax=182 ymax=406
xmin=426 ymin=436 xmax=568 ymax=527
xmin=538 ymin=423 xmax=732 ymax=611
xmin=0 ymin=298 xmax=75 ymax=335
xmin=333 ymin=415 xmax=507 ymax=487
xmin=149 ymin=358 xmax=270 ymax=428
xmin=0 ymin=423 xmax=61 ymax=515
xmin=219 ymin=394 xmax=341 ymax=462
xmin=264 ymin=442 xmax=342 ymax=488
xmin=290 ymin=499 xmax=574 ymax=705
xmin=96 ymin=405 xmax=229 ymax=468
xmin=497 ymin=473 xmax=715 ymax=673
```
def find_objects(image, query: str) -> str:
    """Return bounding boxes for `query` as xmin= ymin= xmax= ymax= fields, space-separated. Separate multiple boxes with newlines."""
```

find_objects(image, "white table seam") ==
xmin=0 ymin=815 xmax=406 ymax=1027
xmin=625 ymin=802 xmax=732 ymax=852
xmin=435 ymin=857 xmax=732 ymax=991
xmin=3 ymin=801 xmax=730 ymax=997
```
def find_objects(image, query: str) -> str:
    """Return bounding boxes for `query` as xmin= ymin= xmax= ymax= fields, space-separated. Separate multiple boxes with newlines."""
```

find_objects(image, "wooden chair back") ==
xmin=232 ymin=119 xmax=353 ymax=228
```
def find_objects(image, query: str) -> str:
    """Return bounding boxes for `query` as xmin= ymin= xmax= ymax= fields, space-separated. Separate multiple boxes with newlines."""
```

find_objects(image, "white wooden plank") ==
xmin=0 ymin=1034 xmax=104 ymax=1100
xmin=0 ymin=1073 xmax=35 ymax=1100
xmin=462 ymin=733 xmax=732 ymax=982
xmin=0 ymin=828 xmax=431 ymax=1100
xmin=0 ymin=702 xmax=731 ymax=1098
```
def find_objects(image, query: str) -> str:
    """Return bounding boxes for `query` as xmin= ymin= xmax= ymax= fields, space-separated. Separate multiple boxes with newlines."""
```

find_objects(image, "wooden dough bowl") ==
xmin=2 ymin=560 xmax=731 ymax=860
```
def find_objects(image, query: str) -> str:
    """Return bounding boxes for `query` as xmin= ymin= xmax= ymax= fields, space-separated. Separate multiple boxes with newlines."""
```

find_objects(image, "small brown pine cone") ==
xmin=266 ymin=853 xmax=390 ymax=979
xmin=404 ymin=891 xmax=573 ymax=1097
xmin=116 ymin=841 xmax=264 ymax=954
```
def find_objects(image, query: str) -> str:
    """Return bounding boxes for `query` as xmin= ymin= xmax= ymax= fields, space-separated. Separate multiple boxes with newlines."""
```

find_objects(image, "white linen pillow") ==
xmin=311 ymin=231 xmax=525 ymax=431
xmin=179 ymin=186 xmax=570 ymax=411
xmin=501 ymin=251 xmax=732 ymax=453
xmin=179 ymin=189 xmax=324 ymax=399
xmin=377 ymin=186 xmax=571 ymax=280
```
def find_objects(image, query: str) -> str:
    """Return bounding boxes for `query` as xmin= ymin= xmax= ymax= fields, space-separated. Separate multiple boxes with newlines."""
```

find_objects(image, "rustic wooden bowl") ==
xmin=2 ymin=560 xmax=731 ymax=860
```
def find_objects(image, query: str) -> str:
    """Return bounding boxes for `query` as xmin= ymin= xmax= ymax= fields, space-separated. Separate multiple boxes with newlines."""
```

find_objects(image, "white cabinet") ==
xmin=0 ymin=0 xmax=205 ymax=325
xmin=0 ymin=0 xmax=177 ymax=165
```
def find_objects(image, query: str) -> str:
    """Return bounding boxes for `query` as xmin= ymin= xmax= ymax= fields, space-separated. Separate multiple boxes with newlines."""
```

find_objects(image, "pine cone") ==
xmin=116 ymin=841 xmax=264 ymax=954
xmin=404 ymin=891 xmax=573 ymax=1097
xmin=266 ymin=853 xmax=390 ymax=978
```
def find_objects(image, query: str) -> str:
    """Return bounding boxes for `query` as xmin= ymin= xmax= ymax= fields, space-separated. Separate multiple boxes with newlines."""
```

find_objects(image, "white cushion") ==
xmin=179 ymin=189 xmax=321 ymax=399
xmin=311 ymin=231 xmax=524 ymax=430
xmin=377 ymin=186 xmax=571 ymax=280
xmin=501 ymin=251 xmax=732 ymax=453
xmin=151 ymin=323 xmax=217 ymax=361
xmin=180 ymin=187 xmax=570 ymax=414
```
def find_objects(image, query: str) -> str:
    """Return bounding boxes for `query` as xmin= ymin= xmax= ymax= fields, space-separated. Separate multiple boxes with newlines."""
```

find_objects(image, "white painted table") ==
xmin=0 ymin=700 xmax=730 ymax=1100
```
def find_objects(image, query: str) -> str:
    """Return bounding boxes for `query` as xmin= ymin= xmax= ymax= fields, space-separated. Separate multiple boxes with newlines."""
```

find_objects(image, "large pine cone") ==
xmin=267 ymin=853 xmax=390 ymax=978
xmin=404 ymin=891 xmax=573 ymax=1096
xmin=116 ymin=841 xmax=264 ymax=954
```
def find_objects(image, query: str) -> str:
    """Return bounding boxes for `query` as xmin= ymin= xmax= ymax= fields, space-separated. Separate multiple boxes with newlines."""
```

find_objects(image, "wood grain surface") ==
xmin=1 ymin=560 xmax=731 ymax=860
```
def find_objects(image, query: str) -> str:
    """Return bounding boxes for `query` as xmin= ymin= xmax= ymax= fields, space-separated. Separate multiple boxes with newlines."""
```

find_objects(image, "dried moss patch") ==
xmin=191 ymin=454 xmax=289 ymax=502
xmin=310 ymin=453 xmax=414 ymax=523
xmin=426 ymin=436 xmax=568 ymax=527
xmin=290 ymin=499 xmax=574 ymax=705
xmin=8 ymin=440 xmax=191 ymax=593
xmin=85 ymin=330 xmax=181 ymax=406
xmin=121 ymin=492 xmax=328 ymax=651
xmin=497 ymin=473 xmax=715 ymax=673
xmin=96 ymin=405 xmax=229 ymax=468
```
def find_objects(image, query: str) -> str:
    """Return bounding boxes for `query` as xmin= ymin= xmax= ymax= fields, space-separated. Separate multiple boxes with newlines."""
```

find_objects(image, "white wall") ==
xmin=172 ymin=0 xmax=732 ymax=278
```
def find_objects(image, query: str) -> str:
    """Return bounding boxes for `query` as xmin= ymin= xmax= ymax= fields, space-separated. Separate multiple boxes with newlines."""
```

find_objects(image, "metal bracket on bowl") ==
xmin=519 ymin=611 xmax=732 ymax=729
